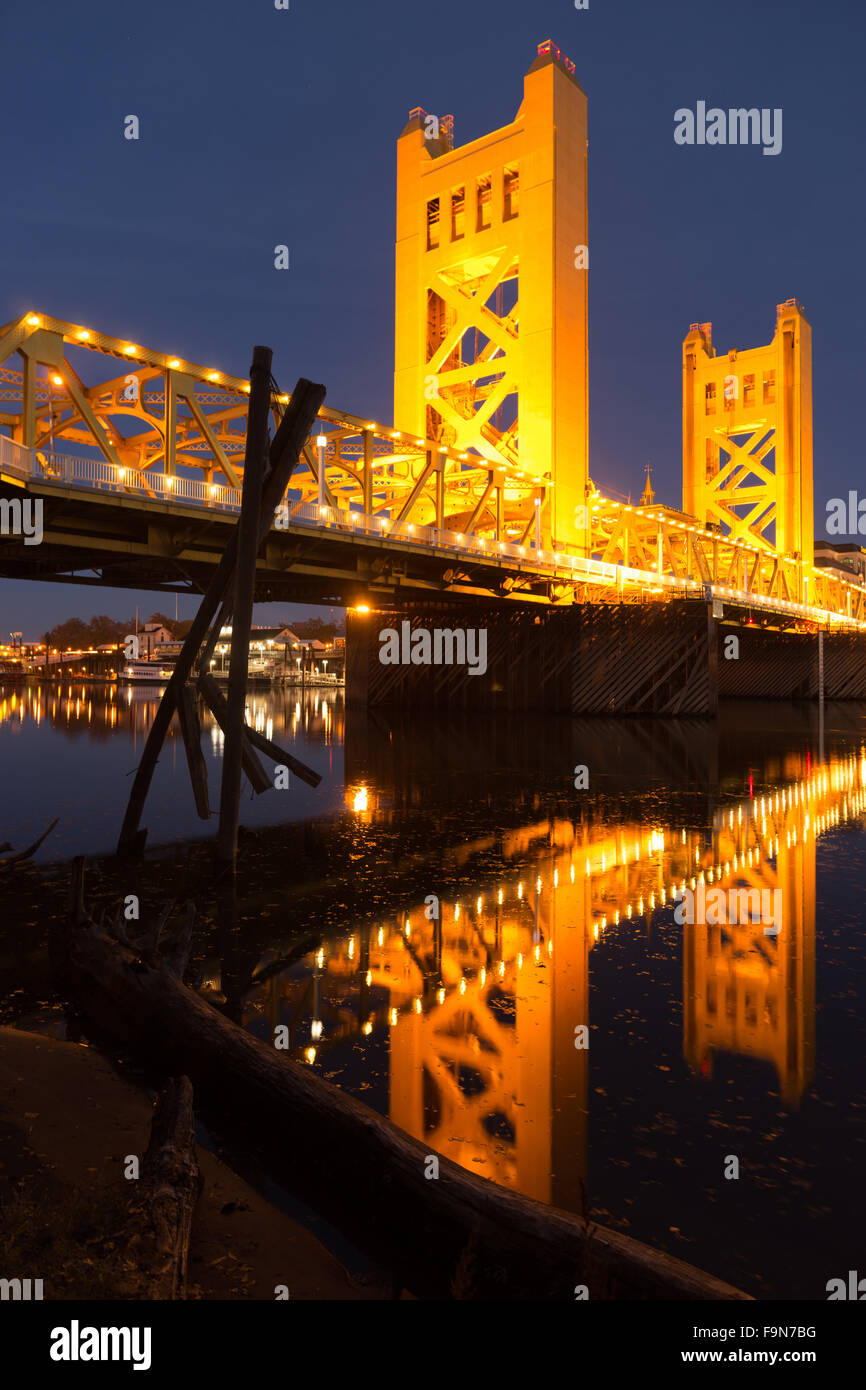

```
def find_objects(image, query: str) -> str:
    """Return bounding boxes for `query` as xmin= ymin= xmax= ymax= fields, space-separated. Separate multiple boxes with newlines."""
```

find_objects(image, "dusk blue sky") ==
xmin=2 ymin=0 xmax=864 ymax=636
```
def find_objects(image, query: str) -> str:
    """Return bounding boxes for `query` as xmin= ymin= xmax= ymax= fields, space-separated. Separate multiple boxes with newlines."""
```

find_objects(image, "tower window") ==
xmin=762 ymin=369 xmax=776 ymax=403
xmin=451 ymin=187 xmax=465 ymax=241
xmin=503 ymin=166 xmax=519 ymax=220
xmin=476 ymin=175 xmax=492 ymax=231
xmin=426 ymin=197 xmax=440 ymax=251
xmin=743 ymin=373 xmax=755 ymax=404
xmin=705 ymin=381 xmax=716 ymax=415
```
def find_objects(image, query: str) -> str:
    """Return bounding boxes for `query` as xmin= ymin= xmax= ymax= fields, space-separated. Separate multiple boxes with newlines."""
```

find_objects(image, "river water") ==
xmin=2 ymin=680 xmax=865 ymax=1298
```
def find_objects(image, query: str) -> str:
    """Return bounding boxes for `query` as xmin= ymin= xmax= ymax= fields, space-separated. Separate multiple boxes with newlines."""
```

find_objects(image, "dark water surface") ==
xmin=2 ymin=680 xmax=866 ymax=1299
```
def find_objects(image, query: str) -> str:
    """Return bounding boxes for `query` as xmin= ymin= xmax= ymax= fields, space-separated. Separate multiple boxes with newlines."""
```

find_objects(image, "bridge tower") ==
xmin=682 ymin=300 xmax=814 ymax=567
xmin=394 ymin=41 xmax=589 ymax=550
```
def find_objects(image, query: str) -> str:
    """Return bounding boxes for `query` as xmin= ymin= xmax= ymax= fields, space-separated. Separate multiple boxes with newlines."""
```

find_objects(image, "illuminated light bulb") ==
xmin=305 ymin=1047 xmax=316 ymax=1064
xmin=117 ymin=467 xmax=126 ymax=480
xmin=208 ymin=371 xmax=219 ymax=382
xmin=124 ymin=344 xmax=136 ymax=355
xmin=168 ymin=359 xmax=180 ymax=369
xmin=52 ymin=374 xmax=63 ymax=386
xmin=25 ymin=314 xmax=40 ymax=326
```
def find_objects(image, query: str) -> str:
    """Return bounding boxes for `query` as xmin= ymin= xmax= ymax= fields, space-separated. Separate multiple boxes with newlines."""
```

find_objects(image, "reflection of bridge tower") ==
xmin=387 ymin=865 xmax=591 ymax=1211
xmin=684 ymin=789 xmax=817 ymax=1106
xmin=394 ymin=41 xmax=589 ymax=550
xmin=682 ymin=301 xmax=814 ymax=566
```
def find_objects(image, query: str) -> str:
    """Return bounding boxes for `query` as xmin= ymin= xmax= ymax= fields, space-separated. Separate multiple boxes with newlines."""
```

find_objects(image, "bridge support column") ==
xmin=346 ymin=601 xmax=719 ymax=717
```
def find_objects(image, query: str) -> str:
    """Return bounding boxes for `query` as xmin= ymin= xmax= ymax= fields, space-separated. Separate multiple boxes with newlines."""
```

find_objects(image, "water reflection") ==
xmin=0 ymin=681 xmax=344 ymax=747
xmin=243 ymin=743 xmax=865 ymax=1222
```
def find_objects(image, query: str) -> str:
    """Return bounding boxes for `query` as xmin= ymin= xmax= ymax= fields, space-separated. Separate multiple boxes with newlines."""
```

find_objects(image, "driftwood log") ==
xmin=79 ymin=875 xmax=202 ymax=1299
xmin=55 ymin=868 xmax=751 ymax=1302
xmin=135 ymin=1075 xmax=201 ymax=1299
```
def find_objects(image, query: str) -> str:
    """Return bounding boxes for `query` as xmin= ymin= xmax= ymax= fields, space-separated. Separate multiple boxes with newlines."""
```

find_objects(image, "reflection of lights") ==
xmin=316 ymin=948 xmax=324 ymax=968
xmin=353 ymin=786 xmax=368 ymax=812
xmin=311 ymin=1019 xmax=323 ymax=1040
xmin=437 ymin=988 xmax=446 ymax=1004
xmin=459 ymin=978 xmax=466 ymax=994
xmin=365 ymin=970 xmax=372 ymax=986
xmin=348 ymin=937 xmax=355 ymax=958
xmin=389 ymin=1008 xmax=398 ymax=1026
xmin=362 ymin=1020 xmax=373 ymax=1035
xmin=517 ymin=882 xmax=523 ymax=900
xmin=377 ymin=927 xmax=384 ymax=947
xmin=305 ymin=1047 xmax=317 ymax=1064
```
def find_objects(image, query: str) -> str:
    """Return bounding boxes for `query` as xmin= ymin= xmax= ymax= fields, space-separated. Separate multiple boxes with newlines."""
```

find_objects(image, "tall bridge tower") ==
xmin=683 ymin=300 xmax=814 ymax=566
xmin=394 ymin=41 xmax=589 ymax=549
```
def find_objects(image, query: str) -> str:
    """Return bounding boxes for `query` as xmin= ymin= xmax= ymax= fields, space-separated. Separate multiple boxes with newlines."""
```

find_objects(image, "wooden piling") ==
xmin=115 ymin=375 xmax=326 ymax=858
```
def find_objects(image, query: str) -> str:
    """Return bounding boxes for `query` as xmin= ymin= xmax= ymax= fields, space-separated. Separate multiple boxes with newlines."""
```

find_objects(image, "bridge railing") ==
xmin=1 ymin=434 xmax=861 ymax=629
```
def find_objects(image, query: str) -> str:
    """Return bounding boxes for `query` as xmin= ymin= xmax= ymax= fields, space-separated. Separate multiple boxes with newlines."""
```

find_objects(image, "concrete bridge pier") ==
xmin=346 ymin=602 xmax=866 ymax=716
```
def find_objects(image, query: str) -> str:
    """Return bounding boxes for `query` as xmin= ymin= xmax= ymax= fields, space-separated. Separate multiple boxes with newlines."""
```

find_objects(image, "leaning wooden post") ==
xmin=217 ymin=345 xmax=272 ymax=868
xmin=116 ymin=376 xmax=326 ymax=857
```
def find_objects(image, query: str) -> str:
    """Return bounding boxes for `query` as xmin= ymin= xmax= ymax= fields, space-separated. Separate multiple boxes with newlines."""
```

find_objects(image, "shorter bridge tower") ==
xmin=683 ymin=301 xmax=814 ymax=567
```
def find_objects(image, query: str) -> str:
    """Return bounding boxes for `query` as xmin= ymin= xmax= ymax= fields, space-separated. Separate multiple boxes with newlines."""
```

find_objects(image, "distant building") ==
xmin=814 ymin=541 xmax=866 ymax=585
xmin=123 ymin=622 xmax=173 ymax=659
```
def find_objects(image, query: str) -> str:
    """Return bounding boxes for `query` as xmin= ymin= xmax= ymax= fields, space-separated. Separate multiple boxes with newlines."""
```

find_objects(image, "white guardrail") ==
xmin=0 ymin=433 xmax=858 ymax=629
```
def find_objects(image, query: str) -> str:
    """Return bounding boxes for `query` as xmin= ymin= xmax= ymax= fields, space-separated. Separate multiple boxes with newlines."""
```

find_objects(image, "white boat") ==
xmin=120 ymin=659 xmax=175 ymax=684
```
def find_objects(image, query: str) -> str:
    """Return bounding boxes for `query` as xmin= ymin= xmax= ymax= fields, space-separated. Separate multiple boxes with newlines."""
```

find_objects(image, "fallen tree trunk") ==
xmin=135 ymin=1075 xmax=202 ymax=1299
xmin=54 ymin=877 xmax=751 ymax=1302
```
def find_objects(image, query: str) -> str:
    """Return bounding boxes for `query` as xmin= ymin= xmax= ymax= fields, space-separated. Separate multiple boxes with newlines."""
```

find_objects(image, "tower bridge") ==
xmin=1 ymin=42 xmax=864 ymax=711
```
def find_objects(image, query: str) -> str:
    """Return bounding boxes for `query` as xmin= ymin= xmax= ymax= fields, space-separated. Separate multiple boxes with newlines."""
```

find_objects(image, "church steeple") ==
xmin=640 ymin=463 xmax=655 ymax=507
